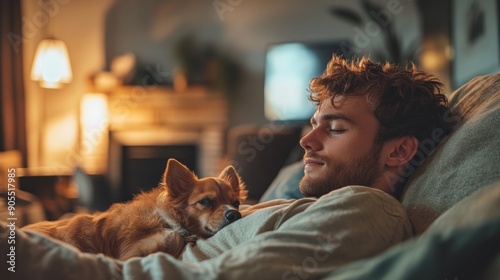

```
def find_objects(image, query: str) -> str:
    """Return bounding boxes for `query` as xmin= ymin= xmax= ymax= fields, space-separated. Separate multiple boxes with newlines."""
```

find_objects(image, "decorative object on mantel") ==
xmin=89 ymin=53 xmax=137 ymax=93
xmin=172 ymin=34 xmax=241 ymax=102
xmin=91 ymin=71 xmax=120 ymax=93
xmin=330 ymin=0 xmax=419 ymax=64
xmin=111 ymin=52 xmax=137 ymax=84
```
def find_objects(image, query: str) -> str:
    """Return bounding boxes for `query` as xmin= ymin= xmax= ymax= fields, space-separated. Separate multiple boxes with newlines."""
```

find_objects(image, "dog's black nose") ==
xmin=225 ymin=210 xmax=241 ymax=223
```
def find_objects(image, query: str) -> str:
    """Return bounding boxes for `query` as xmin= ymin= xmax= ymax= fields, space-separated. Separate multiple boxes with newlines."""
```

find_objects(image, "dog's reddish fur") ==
xmin=22 ymin=159 xmax=247 ymax=260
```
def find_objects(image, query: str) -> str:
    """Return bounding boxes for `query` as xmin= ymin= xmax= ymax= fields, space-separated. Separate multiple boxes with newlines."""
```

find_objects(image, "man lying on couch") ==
xmin=1 ymin=55 xmax=455 ymax=279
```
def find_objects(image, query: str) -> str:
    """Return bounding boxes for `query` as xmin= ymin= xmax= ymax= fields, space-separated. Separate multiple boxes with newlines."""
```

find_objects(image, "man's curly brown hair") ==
xmin=309 ymin=55 xmax=453 ymax=145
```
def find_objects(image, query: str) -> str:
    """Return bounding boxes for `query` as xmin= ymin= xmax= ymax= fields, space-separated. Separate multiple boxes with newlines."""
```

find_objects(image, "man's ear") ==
xmin=163 ymin=158 xmax=197 ymax=198
xmin=384 ymin=136 xmax=419 ymax=167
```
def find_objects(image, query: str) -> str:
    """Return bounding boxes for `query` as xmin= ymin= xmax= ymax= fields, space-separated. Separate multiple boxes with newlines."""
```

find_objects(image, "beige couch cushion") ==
xmin=401 ymin=73 xmax=500 ymax=234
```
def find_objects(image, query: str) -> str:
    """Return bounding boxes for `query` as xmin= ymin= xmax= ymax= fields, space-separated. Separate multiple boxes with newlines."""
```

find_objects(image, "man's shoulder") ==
xmin=241 ymin=197 xmax=315 ymax=216
xmin=313 ymin=185 xmax=406 ymax=215
xmin=323 ymin=185 xmax=393 ymax=196
xmin=244 ymin=185 xmax=400 ymax=216
xmin=321 ymin=185 xmax=398 ymax=201
xmin=276 ymin=185 xmax=412 ymax=243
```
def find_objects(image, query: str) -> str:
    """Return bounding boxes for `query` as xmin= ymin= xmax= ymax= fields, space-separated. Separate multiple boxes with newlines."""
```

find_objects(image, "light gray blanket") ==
xmin=1 ymin=186 xmax=412 ymax=280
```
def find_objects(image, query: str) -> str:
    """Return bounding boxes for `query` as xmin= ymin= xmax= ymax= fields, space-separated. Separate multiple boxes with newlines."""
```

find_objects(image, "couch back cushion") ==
xmin=401 ymin=73 xmax=500 ymax=234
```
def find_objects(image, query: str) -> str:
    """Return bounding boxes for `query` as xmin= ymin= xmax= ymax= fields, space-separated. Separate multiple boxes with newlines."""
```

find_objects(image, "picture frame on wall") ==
xmin=451 ymin=0 xmax=500 ymax=89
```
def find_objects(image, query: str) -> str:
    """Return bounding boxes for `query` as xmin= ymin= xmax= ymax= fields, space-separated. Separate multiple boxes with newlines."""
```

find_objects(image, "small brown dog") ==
xmin=22 ymin=159 xmax=247 ymax=260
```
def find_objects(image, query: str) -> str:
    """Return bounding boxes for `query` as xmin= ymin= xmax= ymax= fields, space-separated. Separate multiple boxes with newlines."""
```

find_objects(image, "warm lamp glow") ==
xmin=31 ymin=39 xmax=73 ymax=89
xmin=81 ymin=93 xmax=108 ymax=129
xmin=80 ymin=93 xmax=109 ymax=173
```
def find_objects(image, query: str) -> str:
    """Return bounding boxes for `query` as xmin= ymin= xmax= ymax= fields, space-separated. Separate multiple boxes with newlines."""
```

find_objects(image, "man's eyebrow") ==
xmin=315 ymin=113 xmax=356 ymax=124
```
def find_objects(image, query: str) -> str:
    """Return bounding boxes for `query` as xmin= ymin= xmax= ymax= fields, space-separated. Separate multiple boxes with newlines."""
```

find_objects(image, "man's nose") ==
xmin=300 ymin=129 xmax=320 ymax=151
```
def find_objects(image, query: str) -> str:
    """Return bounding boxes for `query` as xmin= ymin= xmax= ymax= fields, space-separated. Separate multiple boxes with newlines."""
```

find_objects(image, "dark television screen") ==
xmin=264 ymin=41 xmax=348 ymax=121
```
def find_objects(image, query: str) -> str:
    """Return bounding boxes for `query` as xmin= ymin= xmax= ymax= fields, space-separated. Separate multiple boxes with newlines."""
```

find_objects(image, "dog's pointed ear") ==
xmin=163 ymin=158 xmax=197 ymax=198
xmin=219 ymin=165 xmax=248 ymax=201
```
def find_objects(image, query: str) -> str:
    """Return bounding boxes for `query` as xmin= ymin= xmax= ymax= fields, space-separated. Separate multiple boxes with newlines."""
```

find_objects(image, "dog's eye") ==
xmin=198 ymin=198 xmax=213 ymax=207
xmin=233 ymin=201 xmax=240 ymax=208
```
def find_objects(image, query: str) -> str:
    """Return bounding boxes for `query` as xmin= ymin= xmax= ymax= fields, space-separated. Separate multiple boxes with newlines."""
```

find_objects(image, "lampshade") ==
xmin=31 ymin=38 xmax=73 ymax=89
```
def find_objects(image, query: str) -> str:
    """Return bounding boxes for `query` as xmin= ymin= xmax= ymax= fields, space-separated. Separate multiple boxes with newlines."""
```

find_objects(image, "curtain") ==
xmin=0 ymin=0 xmax=27 ymax=166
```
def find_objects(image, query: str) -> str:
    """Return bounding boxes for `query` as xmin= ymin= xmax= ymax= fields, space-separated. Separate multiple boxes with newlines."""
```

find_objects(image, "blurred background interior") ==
xmin=1 ymin=0 xmax=499 ymax=223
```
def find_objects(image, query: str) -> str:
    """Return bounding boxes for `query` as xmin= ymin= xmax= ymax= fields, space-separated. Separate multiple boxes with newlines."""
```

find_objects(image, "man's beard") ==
xmin=299 ymin=142 xmax=383 ymax=198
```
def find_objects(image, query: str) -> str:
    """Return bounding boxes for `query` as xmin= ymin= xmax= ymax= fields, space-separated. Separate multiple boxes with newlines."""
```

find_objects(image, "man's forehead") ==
xmin=313 ymin=96 xmax=374 ymax=122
